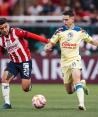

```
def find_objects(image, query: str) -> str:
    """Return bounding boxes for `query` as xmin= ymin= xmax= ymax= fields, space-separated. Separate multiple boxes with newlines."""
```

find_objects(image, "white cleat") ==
xmin=81 ymin=80 xmax=89 ymax=95
xmin=78 ymin=105 xmax=86 ymax=111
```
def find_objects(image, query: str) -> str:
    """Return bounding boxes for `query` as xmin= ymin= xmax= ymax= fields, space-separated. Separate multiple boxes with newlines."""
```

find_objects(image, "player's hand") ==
xmin=44 ymin=43 xmax=53 ymax=52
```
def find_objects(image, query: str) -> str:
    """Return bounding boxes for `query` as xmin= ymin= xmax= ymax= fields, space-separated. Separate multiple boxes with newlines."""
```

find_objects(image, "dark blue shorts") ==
xmin=5 ymin=60 xmax=32 ymax=79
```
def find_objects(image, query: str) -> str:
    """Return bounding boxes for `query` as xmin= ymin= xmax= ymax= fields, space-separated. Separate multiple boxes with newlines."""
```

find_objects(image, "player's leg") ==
xmin=20 ymin=60 xmax=32 ymax=92
xmin=72 ymin=69 xmax=86 ymax=110
xmin=80 ymin=79 xmax=89 ymax=95
xmin=2 ymin=71 xmax=14 ymax=108
xmin=1 ymin=61 xmax=17 ymax=109
xmin=21 ymin=78 xmax=32 ymax=92
xmin=64 ymin=82 xmax=74 ymax=94
xmin=62 ymin=67 xmax=74 ymax=94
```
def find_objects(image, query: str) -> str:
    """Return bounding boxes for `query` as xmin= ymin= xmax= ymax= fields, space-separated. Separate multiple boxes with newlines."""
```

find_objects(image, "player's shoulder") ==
xmin=11 ymin=27 xmax=25 ymax=35
xmin=10 ymin=27 xmax=18 ymax=33
xmin=73 ymin=26 xmax=88 ymax=35
xmin=72 ymin=26 xmax=82 ymax=32
xmin=11 ymin=27 xmax=23 ymax=31
xmin=54 ymin=26 xmax=68 ymax=34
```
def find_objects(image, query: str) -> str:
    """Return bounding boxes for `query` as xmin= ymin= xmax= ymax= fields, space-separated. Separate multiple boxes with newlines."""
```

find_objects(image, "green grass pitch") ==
xmin=0 ymin=84 xmax=98 ymax=117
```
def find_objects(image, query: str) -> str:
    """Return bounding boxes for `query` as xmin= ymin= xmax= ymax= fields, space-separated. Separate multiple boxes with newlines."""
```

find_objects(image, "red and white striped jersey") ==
xmin=0 ymin=28 xmax=31 ymax=63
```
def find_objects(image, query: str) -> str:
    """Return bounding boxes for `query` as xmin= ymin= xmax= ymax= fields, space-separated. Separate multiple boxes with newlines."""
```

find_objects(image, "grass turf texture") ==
xmin=0 ymin=84 xmax=98 ymax=117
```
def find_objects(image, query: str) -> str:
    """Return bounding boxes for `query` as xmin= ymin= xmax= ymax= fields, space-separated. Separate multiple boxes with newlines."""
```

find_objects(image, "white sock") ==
xmin=74 ymin=83 xmax=85 ymax=107
xmin=2 ymin=83 xmax=10 ymax=105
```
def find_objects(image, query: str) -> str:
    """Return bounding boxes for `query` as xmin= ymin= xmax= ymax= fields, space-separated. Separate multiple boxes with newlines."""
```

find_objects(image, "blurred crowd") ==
xmin=0 ymin=0 xmax=98 ymax=24
xmin=0 ymin=0 xmax=98 ymax=57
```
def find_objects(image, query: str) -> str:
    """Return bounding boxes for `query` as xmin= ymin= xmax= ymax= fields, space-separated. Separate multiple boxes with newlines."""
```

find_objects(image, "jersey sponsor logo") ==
xmin=62 ymin=42 xmax=78 ymax=49
xmin=5 ymin=40 xmax=19 ymax=53
xmin=6 ymin=42 xmax=19 ymax=53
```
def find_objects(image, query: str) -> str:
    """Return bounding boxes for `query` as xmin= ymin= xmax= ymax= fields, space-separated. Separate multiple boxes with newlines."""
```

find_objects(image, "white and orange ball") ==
xmin=32 ymin=94 xmax=46 ymax=109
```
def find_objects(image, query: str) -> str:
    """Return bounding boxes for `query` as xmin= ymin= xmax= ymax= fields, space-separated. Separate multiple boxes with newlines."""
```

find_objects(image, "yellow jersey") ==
xmin=50 ymin=26 xmax=93 ymax=67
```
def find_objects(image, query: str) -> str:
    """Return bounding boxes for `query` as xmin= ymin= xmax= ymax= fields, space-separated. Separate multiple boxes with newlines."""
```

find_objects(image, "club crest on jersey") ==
xmin=67 ymin=32 xmax=73 ymax=41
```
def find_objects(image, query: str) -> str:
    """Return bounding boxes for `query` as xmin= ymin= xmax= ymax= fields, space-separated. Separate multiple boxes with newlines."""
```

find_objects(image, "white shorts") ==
xmin=61 ymin=60 xmax=82 ymax=84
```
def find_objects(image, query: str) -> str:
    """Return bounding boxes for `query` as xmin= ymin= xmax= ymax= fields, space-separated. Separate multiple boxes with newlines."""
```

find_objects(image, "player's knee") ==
xmin=2 ymin=71 xmax=14 ymax=83
xmin=2 ymin=78 xmax=9 ymax=83
xmin=65 ymin=86 xmax=73 ymax=94
xmin=2 ymin=78 xmax=6 ymax=83
xmin=22 ymin=79 xmax=31 ymax=92
xmin=22 ymin=85 xmax=32 ymax=92
xmin=22 ymin=85 xmax=30 ymax=92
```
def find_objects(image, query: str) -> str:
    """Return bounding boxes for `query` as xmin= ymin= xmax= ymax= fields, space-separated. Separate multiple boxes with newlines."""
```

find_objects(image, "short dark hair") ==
xmin=63 ymin=10 xmax=75 ymax=17
xmin=0 ymin=18 xmax=7 ymax=25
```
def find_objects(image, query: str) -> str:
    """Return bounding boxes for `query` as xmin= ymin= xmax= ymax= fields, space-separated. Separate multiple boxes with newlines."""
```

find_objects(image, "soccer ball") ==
xmin=32 ymin=94 xmax=46 ymax=109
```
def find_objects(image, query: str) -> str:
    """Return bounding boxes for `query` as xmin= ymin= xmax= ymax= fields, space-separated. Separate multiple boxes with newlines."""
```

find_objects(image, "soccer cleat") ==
xmin=81 ymin=80 xmax=89 ymax=95
xmin=3 ymin=103 xmax=12 ymax=109
xmin=78 ymin=105 xmax=86 ymax=111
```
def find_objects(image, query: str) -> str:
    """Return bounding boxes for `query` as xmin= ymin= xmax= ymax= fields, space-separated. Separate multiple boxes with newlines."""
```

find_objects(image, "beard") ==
xmin=1 ymin=31 xmax=8 ymax=36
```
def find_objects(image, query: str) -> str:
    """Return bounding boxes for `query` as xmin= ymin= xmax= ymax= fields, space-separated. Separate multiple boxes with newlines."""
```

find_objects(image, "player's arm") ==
xmin=89 ymin=39 xmax=98 ymax=46
xmin=15 ymin=28 xmax=49 ymax=43
xmin=26 ymin=32 xmax=49 ymax=43
xmin=44 ymin=32 xmax=60 ymax=52
xmin=81 ymin=30 xmax=95 ymax=45
xmin=81 ymin=31 xmax=98 ymax=46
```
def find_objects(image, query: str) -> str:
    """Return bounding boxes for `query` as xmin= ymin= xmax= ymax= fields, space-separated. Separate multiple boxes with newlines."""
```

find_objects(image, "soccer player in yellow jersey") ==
xmin=44 ymin=10 xmax=98 ymax=110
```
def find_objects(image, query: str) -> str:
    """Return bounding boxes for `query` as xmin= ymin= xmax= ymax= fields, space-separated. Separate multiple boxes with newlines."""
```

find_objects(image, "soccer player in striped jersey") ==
xmin=0 ymin=18 xmax=48 ymax=109
xmin=44 ymin=9 xmax=98 ymax=110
